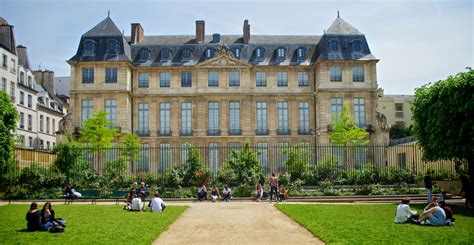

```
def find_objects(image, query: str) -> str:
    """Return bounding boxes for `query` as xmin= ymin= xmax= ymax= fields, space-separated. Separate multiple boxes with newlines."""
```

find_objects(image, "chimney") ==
xmin=243 ymin=19 xmax=250 ymax=44
xmin=195 ymin=20 xmax=205 ymax=43
xmin=131 ymin=23 xmax=144 ymax=44
xmin=33 ymin=70 xmax=56 ymax=96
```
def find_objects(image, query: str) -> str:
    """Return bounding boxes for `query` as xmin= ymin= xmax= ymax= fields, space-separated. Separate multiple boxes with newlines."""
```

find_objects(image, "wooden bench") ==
xmin=81 ymin=189 xmax=101 ymax=204
xmin=111 ymin=190 xmax=130 ymax=205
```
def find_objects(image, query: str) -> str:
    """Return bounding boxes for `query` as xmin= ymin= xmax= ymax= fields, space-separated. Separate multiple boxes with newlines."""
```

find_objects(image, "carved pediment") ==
xmin=197 ymin=45 xmax=251 ymax=68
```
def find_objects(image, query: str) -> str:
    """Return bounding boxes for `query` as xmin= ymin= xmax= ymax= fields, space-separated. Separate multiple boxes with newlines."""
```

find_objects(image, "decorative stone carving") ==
xmin=57 ymin=111 xmax=73 ymax=134
xmin=375 ymin=111 xmax=389 ymax=131
xmin=197 ymin=44 xmax=251 ymax=68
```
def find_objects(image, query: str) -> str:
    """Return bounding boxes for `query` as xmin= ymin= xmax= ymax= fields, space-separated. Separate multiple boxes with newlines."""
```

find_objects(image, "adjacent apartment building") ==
xmin=68 ymin=14 xmax=387 ymax=170
xmin=378 ymin=95 xmax=414 ymax=127
xmin=0 ymin=17 xmax=66 ymax=150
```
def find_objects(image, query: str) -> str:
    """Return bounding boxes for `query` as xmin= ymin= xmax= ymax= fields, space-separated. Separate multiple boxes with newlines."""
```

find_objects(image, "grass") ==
xmin=0 ymin=204 xmax=188 ymax=244
xmin=276 ymin=203 xmax=474 ymax=244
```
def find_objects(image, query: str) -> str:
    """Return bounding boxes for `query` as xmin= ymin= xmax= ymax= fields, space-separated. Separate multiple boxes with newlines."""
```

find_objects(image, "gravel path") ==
xmin=153 ymin=201 xmax=324 ymax=245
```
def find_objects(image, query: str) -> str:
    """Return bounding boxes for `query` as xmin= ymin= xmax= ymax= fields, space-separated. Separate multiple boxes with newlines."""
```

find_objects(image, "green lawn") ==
xmin=0 ymin=204 xmax=188 ymax=244
xmin=276 ymin=203 xmax=474 ymax=244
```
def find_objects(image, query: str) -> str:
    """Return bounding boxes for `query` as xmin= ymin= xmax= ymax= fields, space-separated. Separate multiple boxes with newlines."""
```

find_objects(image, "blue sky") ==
xmin=1 ymin=0 xmax=472 ymax=94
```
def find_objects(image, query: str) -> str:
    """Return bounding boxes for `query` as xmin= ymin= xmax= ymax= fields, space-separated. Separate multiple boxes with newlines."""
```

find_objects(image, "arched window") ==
xmin=182 ymin=48 xmax=192 ymax=60
xmin=161 ymin=48 xmax=171 ymax=60
xmin=139 ymin=49 xmax=149 ymax=60
xmin=84 ymin=40 xmax=95 ymax=55
xmin=107 ymin=40 xmax=119 ymax=54
xmin=352 ymin=40 xmax=361 ymax=52
xmin=330 ymin=41 xmax=338 ymax=51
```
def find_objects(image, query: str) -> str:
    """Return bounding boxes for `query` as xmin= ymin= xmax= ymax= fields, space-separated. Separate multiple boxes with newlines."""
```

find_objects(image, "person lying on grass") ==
xmin=394 ymin=197 xmax=418 ymax=224
xmin=148 ymin=192 xmax=166 ymax=212
xmin=26 ymin=202 xmax=42 ymax=231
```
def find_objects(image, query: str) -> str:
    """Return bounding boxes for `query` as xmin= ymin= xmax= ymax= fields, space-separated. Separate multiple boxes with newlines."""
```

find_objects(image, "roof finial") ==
xmin=107 ymin=10 xmax=110 ymax=18
xmin=337 ymin=10 xmax=340 ymax=18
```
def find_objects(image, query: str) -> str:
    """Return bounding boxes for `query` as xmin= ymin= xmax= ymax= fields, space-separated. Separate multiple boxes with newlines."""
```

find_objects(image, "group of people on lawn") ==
xmin=26 ymin=201 xmax=65 ymax=232
xmin=394 ymin=196 xmax=455 ymax=226
xmin=124 ymin=182 xmax=166 ymax=212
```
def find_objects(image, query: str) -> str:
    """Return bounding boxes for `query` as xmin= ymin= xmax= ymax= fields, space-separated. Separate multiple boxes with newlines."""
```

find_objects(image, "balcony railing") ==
xmin=277 ymin=129 xmax=291 ymax=135
xmin=255 ymin=129 xmax=269 ymax=135
xmin=136 ymin=130 xmax=150 ymax=137
xmin=207 ymin=129 xmax=221 ymax=136
xmin=158 ymin=130 xmax=172 ymax=136
xmin=180 ymin=130 xmax=193 ymax=136
xmin=228 ymin=129 xmax=242 ymax=135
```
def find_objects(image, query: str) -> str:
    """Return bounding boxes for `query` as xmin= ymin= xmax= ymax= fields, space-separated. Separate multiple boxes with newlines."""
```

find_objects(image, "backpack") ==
xmin=49 ymin=218 xmax=66 ymax=233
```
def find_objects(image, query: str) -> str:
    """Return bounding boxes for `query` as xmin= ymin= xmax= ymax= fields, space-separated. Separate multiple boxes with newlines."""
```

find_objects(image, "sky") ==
xmin=0 ymin=0 xmax=472 ymax=95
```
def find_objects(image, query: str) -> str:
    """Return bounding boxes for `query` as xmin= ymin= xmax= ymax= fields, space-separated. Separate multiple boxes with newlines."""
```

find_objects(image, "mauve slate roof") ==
xmin=0 ymin=18 xmax=16 ymax=55
xmin=71 ymin=16 xmax=376 ymax=65
xmin=54 ymin=76 xmax=70 ymax=97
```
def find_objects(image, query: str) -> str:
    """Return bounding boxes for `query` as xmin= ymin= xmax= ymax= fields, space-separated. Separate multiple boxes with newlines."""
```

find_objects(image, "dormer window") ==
xmin=276 ymin=48 xmax=285 ymax=61
xmin=161 ymin=48 xmax=171 ymax=60
xmin=107 ymin=40 xmax=119 ymax=54
xmin=352 ymin=40 xmax=361 ymax=52
xmin=256 ymin=47 xmax=265 ymax=61
xmin=139 ymin=49 xmax=149 ymax=60
xmin=182 ymin=48 xmax=192 ymax=60
xmin=330 ymin=41 xmax=338 ymax=51
xmin=84 ymin=40 xmax=95 ymax=55
xmin=297 ymin=47 xmax=306 ymax=60
xmin=206 ymin=48 xmax=214 ymax=59
xmin=233 ymin=48 xmax=241 ymax=59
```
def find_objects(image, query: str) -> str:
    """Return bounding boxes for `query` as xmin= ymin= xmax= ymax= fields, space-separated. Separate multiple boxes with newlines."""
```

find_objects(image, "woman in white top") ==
xmin=394 ymin=197 xmax=418 ymax=223
xmin=149 ymin=192 xmax=166 ymax=212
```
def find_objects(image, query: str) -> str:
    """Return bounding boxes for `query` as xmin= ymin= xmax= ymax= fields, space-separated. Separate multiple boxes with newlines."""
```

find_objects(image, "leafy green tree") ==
xmin=329 ymin=105 xmax=369 ymax=145
xmin=227 ymin=142 xmax=263 ymax=187
xmin=181 ymin=147 xmax=206 ymax=187
xmin=53 ymin=133 xmax=82 ymax=182
xmin=389 ymin=122 xmax=413 ymax=139
xmin=0 ymin=92 xmax=18 ymax=179
xmin=411 ymin=68 xmax=474 ymax=191
xmin=284 ymin=144 xmax=310 ymax=182
xmin=79 ymin=111 xmax=119 ymax=148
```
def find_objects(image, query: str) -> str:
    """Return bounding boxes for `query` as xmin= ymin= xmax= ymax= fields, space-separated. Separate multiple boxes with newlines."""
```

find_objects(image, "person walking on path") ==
xmin=424 ymin=171 xmax=433 ymax=203
xmin=269 ymin=173 xmax=279 ymax=203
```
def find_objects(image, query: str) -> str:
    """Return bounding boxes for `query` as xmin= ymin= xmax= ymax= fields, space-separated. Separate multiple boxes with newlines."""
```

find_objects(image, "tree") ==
xmin=284 ymin=144 xmax=310 ymax=182
xmin=411 ymin=68 xmax=474 ymax=192
xmin=105 ymin=133 xmax=141 ymax=178
xmin=0 ymin=92 xmax=18 ymax=179
xmin=389 ymin=122 xmax=413 ymax=139
xmin=227 ymin=143 xmax=263 ymax=187
xmin=329 ymin=105 xmax=369 ymax=145
xmin=53 ymin=133 xmax=82 ymax=182
xmin=79 ymin=111 xmax=119 ymax=148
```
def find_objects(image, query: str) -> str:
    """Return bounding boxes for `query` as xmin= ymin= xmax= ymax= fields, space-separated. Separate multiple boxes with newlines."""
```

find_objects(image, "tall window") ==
xmin=1 ymin=78 xmax=6 ymax=91
xmin=299 ymin=102 xmax=310 ymax=134
xmin=104 ymin=99 xmax=117 ymax=127
xmin=229 ymin=101 xmax=240 ymax=135
xmin=297 ymin=47 xmax=306 ymax=60
xmin=82 ymin=68 xmax=94 ymax=84
xmin=27 ymin=114 xmax=32 ymax=131
xmin=52 ymin=119 xmax=56 ymax=134
xmin=276 ymin=72 xmax=288 ymax=86
xmin=278 ymin=102 xmax=289 ymax=134
xmin=138 ymin=144 xmax=149 ymax=172
xmin=256 ymin=102 xmax=268 ymax=135
xmin=81 ymin=99 xmax=93 ymax=124
xmin=181 ymin=143 xmax=192 ymax=164
xmin=256 ymin=142 xmax=268 ymax=173
xmin=276 ymin=48 xmax=285 ymax=61
xmin=160 ymin=144 xmax=171 ymax=171
xmin=206 ymin=48 xmax=214 ymax=58
xmin=181 ymin=71 xmax=192 ymax=87
xmin=233 ymin=48 xmax=241 ymax=58
xmin=229 ymin=71 xmax=240 ymax=86
xmin=27 ymin=95 xmax=32 ymax=108
xmin=46 ymin=117 xmax=50 ymax=134
xmin=19 ymin=112 xmax=24 ymax=128
xmin=208 ymin=143 xmax=219 ymax=170
xmin=278 ymin=142 xmax=289 ymax=171
xmin=161 ymin=49 xmax=171 ymax=60
xmin=181 ymin=102 xmax=192 ymax=135
xmin=9 ymin=82 xmax=14 ymax=101
xmin=19 ymin=91 xmax=24 ymax=105
xmin=160 ymin=103 xmax=171 ymax=135
xmin=138 ymin=73 xmax=149 ymax=88
xmin=352 ymin=66 xmax=364 ymax=82
xmin=208 ymin=102 xmax=219 ymax=135
xmin=39 ymin=115 xmax=44 ymax=132
xmin=138 ymin=103 xmax=149 ymax=136
xmin=256 ymin=72 xmax=267 ymax=87
xmin=208 ymin=71 xmax=219 ymax=87
xmin=330 ymin=98 xmax=343 ymax=124
xmin=354 ymin=98 xmax=366 ymax=127
xmin=2 ymin=54 xmax=7 ymax=67
xmin=329 ymin=67 xmax=342 ymax=82
xmin=160 ymin=72 xmax=171 ymax=87
xmin=105 ymin=68 xmax=117 ymax=83
xmin=27 ymin=76 xmax=32 ymax=87
xmin=298 ymin=71 xmax=309 ymax=86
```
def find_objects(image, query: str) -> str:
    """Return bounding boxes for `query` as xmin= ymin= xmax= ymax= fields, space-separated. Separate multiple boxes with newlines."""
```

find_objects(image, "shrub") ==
xmin=232 ymin=185 xmax=253 ymax=197
xmin=355 ymin=184 xmax=384 ymax=195
xmin=227 ymin=143 xmax=263 ymax=187
xmin=163 ymin=167 xmax=183 ymax=188
xmin=284 ymin=144 xmax=310 ymax=182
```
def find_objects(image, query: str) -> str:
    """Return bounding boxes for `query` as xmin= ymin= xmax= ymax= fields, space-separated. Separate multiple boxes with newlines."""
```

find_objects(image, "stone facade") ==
xmin=68 ymin=15 xmax=387 ymax=150
xmin=378 ymin=94 xmax=414 ymax=127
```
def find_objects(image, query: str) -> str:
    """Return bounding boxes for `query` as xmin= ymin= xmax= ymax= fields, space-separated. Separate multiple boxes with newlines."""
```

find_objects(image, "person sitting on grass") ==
xmin=394 ymin=197 xmax=418 ymax=224
xmin=417 ymin=203 xmax=446 ymax=226
xmin=222 ymin=186 xmax=231 ymax=202
xmin=148 ymin=192 xmax=166 ymax=212
xmin=278 ymin=185 xmax=288 ymax=202
xmin=26 ymin=202 xmax=42 ymax=231
xmin=255 ymin=184 xmax=264 ymax=202
xmin=40 ymin=201 xmax=56 ymax=230
xmin=210 ymin=186 xmax=220 ymax=202
xmin=136 ymin=182 xmax=149 ymax=197
xmin=131 ymin=194 xmax=144 ymax=212
xmin=439 ymin=201 xmax=455 ymax=225
xmin=198 ymin=183 xmax=208 ymax=201
xmin=424 ymin=196 xmax=438 ymax=211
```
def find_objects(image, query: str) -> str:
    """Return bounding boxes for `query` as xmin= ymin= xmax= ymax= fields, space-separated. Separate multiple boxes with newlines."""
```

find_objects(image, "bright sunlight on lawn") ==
xmin=0 ymin=204 xmax=188 ymax=244
xmin=276 ymin=203 xmax=474 ymax=244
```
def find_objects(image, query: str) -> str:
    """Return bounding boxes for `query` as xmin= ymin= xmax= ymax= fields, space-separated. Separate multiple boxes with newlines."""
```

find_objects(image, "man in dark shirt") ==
xmin=424 ymin=171 xmax=433 ymax=203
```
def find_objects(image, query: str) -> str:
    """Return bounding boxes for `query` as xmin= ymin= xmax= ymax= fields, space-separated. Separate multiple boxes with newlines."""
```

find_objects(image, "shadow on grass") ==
xmin=412 ymin=204 xmax=474 ymax=217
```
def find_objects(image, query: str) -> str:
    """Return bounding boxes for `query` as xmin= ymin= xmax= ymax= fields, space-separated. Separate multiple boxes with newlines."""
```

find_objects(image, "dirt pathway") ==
xmin=153 ymin=201 xmax=323 ymax=245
